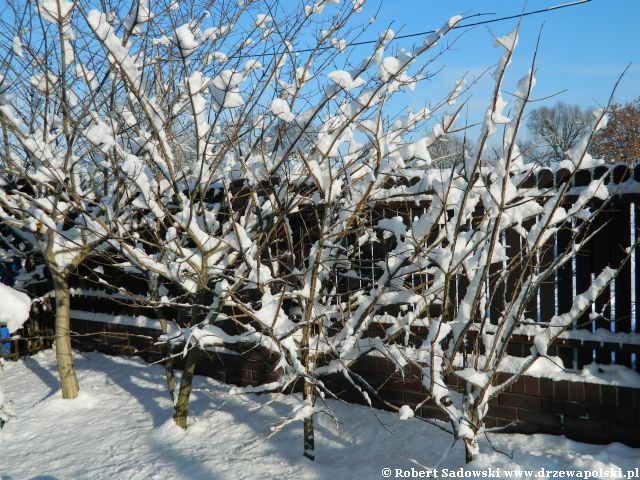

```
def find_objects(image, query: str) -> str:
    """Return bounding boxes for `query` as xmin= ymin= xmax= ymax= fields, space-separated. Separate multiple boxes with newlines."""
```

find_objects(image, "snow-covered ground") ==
xmin=0 ymin=350 xmax=638 ymax=480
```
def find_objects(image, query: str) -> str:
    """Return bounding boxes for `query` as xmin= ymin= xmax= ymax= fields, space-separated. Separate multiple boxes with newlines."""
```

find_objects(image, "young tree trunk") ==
xmin=462 ymin=403 xmax=479 ymax=464
xmin=173 ymin=291 xmax=205 ymax=429
xmin=464 ymin=439 xmax=475 ymax=464
xmin=303 ymin=380 xmax=315 ymax=461
xmin=173 ymin=346 xmax=198 ymax=429
xmin=164 ymin=347 xmax=176 ymax=402
xmin=157 ymin=315 xmax=176 ymax=402
xmin=52 ymin=273 xmax=79 ymax=399
xmin=302 ymin=318 xmax=316 ymax=460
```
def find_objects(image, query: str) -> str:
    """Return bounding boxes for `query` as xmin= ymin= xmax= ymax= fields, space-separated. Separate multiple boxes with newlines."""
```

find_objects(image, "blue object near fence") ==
xmin=0 ymin=323 xmax=10 ymax=356
xmin=0 ymin=259 xmax=19 ymax=287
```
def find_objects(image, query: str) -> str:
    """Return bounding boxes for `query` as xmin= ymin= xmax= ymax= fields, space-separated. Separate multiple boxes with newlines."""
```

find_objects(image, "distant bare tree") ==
xmin=526 ymin=102 xmax=591 ymax=165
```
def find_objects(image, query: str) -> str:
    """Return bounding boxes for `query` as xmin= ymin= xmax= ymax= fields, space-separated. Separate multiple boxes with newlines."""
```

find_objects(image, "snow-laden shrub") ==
xmin=0 ymin=283 xmax=31 ymax=334
xmin=0 ymin=0 xmax=622 ymax=464
xmin=0 ymin=284 xmax=31 ymax=427
xmin=46 ymin=0 xmax=472 ymax=452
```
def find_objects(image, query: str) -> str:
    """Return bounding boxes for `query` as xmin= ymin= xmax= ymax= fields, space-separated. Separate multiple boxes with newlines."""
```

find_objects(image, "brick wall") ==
xmin=70 ymin=319 xmax=640 ymax=448
xmin=345 ymin=356 xmax=640 ymax=448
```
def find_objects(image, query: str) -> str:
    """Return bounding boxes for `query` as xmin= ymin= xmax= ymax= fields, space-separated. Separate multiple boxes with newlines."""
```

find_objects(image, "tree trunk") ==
xmin=173 ymin=345 xmax=198 ymax=429
xmin=464 ymin=439 xmax=474 ymax=464
xmin=303 ymin=381 xmax=315 ymax=461
xmin=173 ymin=291 xmax=205 ymax=429
xmin=302 ymin=317 xmax=316 ymax=461
xmin=52 ymin=273 xmax=79 ymax=399
xmin=462 ymin=411 xmax=479 ymax=464
xmin=164 ymin=348 xmax=176 ymax=402
xmin=157 ymin=316 xmax=176 ymax=402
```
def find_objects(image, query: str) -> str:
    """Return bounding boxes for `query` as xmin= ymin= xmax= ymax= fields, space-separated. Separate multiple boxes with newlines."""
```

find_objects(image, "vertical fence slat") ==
xmin=539 ymin=238 xmax=555 ymax=323
xmin=592 ymin=167 xmax=613 ymax=364
xmin=574 ymin=169 xmax=595 ymax=368
xmin=504 ymin=229 xmax=521 ymax=329
xmin=522 ymin=218 xmax=538 ymax=322
xmin=556 ymin=225 xmax=575 ymax=369
xmin=489 ymin=241 xmax=505 ymax=326
xmin=538 ymin=168 xmax=556 ymax=326
xmin=554 ymin=168 xmax=575 ymax=367
xmin=612 ymin=197 xmax=632 ymax=367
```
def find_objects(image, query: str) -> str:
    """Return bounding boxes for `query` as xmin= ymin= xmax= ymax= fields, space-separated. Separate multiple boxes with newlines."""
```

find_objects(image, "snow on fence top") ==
xmin=371 ymin=161 xmax=640 ymax=206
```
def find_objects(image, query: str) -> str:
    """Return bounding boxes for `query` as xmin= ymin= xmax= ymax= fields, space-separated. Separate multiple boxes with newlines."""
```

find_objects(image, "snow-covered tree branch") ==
xmin=0 ymin=0 xmax=627 ymax=466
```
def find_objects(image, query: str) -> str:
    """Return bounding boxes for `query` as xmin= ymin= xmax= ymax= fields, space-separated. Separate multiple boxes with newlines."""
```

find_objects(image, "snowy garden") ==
xmin=1 ymin=0 xmax=639 ymax=478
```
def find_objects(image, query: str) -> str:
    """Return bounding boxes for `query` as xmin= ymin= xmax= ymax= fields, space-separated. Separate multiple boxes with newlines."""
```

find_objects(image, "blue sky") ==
xmin=354 ymin=0 xmax=640 ymax=126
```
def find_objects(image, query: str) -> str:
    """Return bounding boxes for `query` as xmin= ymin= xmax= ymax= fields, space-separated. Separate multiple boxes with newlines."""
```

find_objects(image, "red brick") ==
xmin=355 ymin=356 xmax=371 ymax=373
xmin=240 ymin=377 xmax=259 ymax=387
xmin=588 ymin=405 xmax=640 ymax=425
xmin=601 ymin=385 xmax=617 ymax=406
xmin=404 ymin=390 xmax=429 ymax=406
xmin=487 ymin=404 xmax=518 ymax=421
xmin=569 ymin=382 xmax=586 ymax=403
xmin=359 ymin=355 xmax=376 ymax=372
xmin=350 ymin=359 xmax=367 ymax=375
xmin=390 ymin=377 xmax=422 ymax=392
xmin=584 ymin=382 xmax=601 ymax=404
xmin=618 ymin=387 xmax=635 ymax=410
xmin=405 ymin=363 xmax=421 ymax=378
xmin=517 ymin=409 xmax=562 ymax=429
xmin=554 ymin=381 xmax=570 ymax=400
xmin=495 ymin=372 xmax=512 ymax=386
xmin=499 ymin=392 xmax=541 ymax=411
xmin=483 ymin=418 xmax=499 ymax=429
xmin=564 ymin=416 xmax=612 ymax=443
xmin=375 ymin=356 xmax=393 ymax=375
xmin=445 ymin=374 xmax=459 ymax=389
xmin=241 ymin=360 xmax=262 ymax=373
xmin=540 ymin=378 xmax=554 ymax=398
xmin=419 ymin=406 xmax=448 ymax=422
xmin=378 ymin=387 xmax=404 ymax=404
xmin=524 ymin=376 xmax=540 ymax=396
xmin=511 ymin=378 xmax=525 ymax=394
xmin=367 ymin=374 xmax=390 ymax=389
xmin=541 ymin=398 xmax=587 ymax=417
xmin=496 ymin=419 xmax=514 ymax=428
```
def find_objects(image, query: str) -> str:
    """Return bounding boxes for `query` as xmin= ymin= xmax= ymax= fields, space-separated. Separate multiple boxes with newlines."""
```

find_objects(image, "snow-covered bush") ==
xmin=0 ymin=283 xmax=31 ymax=426
xmin=0 ymin=0 xmax=622 ymax=465
xmin=0 ymin=283 xmax=31 ymax=334
xmin=336 ymin=30 xmax=620 ymax=462
xmin=191 ymin=17 xmax=618 ymax=463
xmin=68 ymin=0 xmax=470 ymax=449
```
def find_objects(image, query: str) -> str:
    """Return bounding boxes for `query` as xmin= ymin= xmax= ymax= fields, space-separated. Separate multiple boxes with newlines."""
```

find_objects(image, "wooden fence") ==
xmin=9 ymin=162 xmax=640 ymax=371
xmin=367 ymin=162 xmax=640 ymax=372
xmin=3 ymin=162 xmax=640 ymax=446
